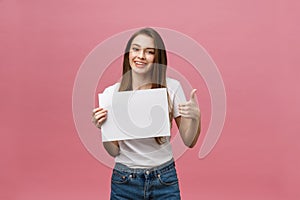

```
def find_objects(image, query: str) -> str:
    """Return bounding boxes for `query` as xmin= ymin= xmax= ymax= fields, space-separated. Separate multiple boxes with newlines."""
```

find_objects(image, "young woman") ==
xmin=92 ymin=27 xmax=201 ymax=200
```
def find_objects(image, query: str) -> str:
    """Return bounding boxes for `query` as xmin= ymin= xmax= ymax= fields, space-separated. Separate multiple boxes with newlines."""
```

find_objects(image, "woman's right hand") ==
xmin=92 ymin=107 xmax=108 ymax=129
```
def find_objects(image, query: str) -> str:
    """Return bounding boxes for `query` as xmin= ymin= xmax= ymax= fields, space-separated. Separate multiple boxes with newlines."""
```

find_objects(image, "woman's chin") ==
xmin=131 ymin=66 xmax=153 ymax=75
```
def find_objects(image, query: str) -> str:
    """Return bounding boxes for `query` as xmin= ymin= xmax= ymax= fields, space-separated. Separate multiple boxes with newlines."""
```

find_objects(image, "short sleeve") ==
xmin=98 ymin=83 xmax=120 ymax=108
xmin=102 ymin=82 xmax=120 ymax=94
xmin=166 ymin=78 xmax=187 ymax=118
xmin=173 ymin=83 xmax=187 ymax=118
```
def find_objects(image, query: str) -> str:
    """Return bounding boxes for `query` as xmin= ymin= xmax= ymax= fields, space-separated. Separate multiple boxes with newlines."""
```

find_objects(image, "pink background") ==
xmin=1 ymin=0 xmax=299 ymax=199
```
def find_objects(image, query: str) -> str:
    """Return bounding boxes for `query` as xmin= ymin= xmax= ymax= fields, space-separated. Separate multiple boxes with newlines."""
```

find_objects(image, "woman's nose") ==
xmin=137 ymin=50 xmax=145 ymax=59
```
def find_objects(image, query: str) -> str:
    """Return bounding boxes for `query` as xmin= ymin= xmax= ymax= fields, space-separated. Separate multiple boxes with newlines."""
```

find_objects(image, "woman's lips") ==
xmin=134 ymin=61 xmax=146 ymax=68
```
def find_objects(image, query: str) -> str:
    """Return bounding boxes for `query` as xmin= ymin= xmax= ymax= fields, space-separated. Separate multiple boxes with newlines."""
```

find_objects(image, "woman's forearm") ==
xmin=177 ymin=117 xmax=201 ymax=148
xmin=103 ymin=141 xmax=120 ymax=157
xmin=185 ymin=118 xmax=201 ymax=148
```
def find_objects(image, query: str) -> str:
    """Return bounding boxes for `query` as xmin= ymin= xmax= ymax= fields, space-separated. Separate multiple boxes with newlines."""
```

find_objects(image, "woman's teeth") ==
xmin=134 ymin=61 xmax=146 ymax=67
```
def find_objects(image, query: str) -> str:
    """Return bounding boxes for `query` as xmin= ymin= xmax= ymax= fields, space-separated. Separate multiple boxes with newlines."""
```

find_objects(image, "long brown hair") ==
xmin=119 ymin=27 xmax=173 ymax=144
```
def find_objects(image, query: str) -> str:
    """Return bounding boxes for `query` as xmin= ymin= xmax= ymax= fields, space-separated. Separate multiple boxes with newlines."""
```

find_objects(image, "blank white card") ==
xmin=98 ymin=88 xmax=170 ymax=142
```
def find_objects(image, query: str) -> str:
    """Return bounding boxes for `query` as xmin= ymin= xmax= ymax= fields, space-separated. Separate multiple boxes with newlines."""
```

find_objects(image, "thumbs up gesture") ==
xmin=178 ymin=89 xmax=201 ymax=120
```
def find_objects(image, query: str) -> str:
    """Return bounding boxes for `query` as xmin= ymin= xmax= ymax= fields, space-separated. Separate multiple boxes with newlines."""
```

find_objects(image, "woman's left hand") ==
xmin=178 ymin=89 xmax=201 ymax=120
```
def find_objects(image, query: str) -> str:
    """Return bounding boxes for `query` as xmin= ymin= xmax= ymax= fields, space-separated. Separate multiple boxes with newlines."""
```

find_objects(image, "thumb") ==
xmin=190 ymin=89 xmax=197 ymax=101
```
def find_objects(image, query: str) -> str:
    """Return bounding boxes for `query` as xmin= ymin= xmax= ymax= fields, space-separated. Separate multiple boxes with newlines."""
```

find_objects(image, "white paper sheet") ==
xmin=98 ymin=88 xmax=170 ymax=141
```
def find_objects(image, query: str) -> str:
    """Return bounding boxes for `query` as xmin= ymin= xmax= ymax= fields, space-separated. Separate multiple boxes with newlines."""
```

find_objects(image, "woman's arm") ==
xmin=175 ymin=89 xmax=201 ymax=148
xmin=175 ymin=116 xmax=201 ymax=148
xmin=92 ymin=107 xmax=120 ymax=157
xmin=103 ymin=141 xmax=120 ymax=157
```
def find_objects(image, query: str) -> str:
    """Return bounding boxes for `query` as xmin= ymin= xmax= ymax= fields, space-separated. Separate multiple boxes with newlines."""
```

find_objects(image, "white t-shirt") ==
xmin=102 ymin=77 xmax=186 ymax=168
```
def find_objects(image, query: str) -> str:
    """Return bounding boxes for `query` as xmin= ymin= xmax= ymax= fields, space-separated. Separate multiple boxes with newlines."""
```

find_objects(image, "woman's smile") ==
xmin=133 ymin=60 xmax=147 ymax=68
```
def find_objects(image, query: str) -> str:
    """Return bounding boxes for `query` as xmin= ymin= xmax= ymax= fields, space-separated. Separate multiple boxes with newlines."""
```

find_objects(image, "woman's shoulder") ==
xmin=102 ymin=82 xmax=120 ymax=94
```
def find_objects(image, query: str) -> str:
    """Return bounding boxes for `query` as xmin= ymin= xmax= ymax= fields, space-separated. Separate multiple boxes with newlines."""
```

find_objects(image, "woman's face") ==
xmin=129 ymin=34 xmax=155 ymax=76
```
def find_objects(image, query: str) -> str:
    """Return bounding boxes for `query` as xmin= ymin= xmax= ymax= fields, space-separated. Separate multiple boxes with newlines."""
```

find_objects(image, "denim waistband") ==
xmin=114 ymin=158 xmax=175 ymax=175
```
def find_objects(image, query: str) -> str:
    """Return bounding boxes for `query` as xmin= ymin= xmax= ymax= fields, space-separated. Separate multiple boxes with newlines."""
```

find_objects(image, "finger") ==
xmin=178 ymin=103 xmax=188 ymax=108
xmin=92 ymin=111 xmax=107 ymax=124
xmin=180 ymin=111 xmax=198 ymax=119
xmin=190 ymin=89 xmax=197 ymax=101
xmin=96 ymin=116 xmax=107 ymax=127
xmin=94 ymin=109 xmax=107 ymax=117
xmin=93 ymin=107 xmax=103 ymax=112
xmin=97 ymin=109 xmax=108 ymax=115
xmin=94 ymin=112 xmax=107 ymax=120
xmin=179 ymin=109 xmax=190 ymax=116
xmin=179 ymin=101 xmax=195 ymax=110
xmin=92 ymin=107 xmax=104 ymax=115
xmin=178 ymin=106 xmax=189 ymax=111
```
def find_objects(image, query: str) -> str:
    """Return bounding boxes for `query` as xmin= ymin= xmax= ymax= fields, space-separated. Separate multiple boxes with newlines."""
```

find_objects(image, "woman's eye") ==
xmin=146 ymin=50 xmax=155 ymax=55
xmin=132 ymin=47 xmax=139 ymax=51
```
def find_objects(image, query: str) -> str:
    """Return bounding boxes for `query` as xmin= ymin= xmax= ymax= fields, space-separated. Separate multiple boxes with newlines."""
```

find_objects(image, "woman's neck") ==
xmin=131 ymin=73 xmax=152 ymax=90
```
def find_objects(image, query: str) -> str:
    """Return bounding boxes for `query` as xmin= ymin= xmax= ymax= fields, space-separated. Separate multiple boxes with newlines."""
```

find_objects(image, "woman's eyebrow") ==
xmin=132 ymin=44 xmax=155 ymax=49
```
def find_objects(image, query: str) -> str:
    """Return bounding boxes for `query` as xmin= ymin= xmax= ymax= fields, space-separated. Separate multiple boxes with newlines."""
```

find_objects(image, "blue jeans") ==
xmin=110 ymin=159 xmax=181 ymax=200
